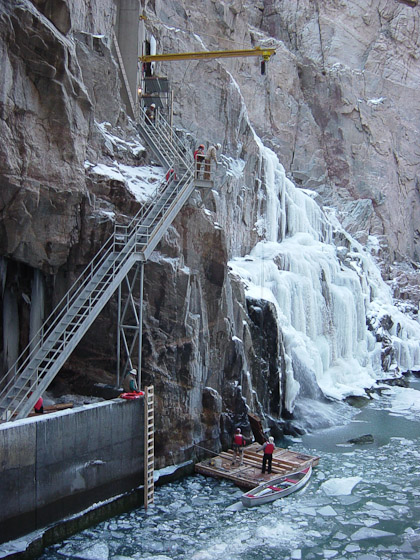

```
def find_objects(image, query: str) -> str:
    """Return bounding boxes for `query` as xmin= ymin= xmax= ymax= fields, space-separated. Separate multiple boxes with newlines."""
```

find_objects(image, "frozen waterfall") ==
xmin=229 ymin=145 xmax=420 ymax=419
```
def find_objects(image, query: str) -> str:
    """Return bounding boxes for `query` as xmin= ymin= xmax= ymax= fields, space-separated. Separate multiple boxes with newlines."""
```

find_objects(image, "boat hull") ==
xmin=241 ymin=465 xmax=312 ymax=507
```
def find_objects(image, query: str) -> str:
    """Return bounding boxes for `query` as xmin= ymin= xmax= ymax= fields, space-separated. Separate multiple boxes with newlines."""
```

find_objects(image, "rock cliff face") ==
xmin=1 ymin=0 xmax=419 ymax=467
xmin=152 ymin=0 xmax=420 ymax=281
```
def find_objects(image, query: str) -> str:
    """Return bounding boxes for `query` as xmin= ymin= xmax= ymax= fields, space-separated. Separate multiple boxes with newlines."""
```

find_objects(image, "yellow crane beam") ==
xmin=139 ymin=47 xmax=276 ymax=63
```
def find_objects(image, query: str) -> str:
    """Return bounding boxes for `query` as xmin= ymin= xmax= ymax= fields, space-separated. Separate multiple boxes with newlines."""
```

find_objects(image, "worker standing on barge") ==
xmin=257 ymin=436 xmax=275 ymax=474
xmin=232 ymin=427 xmax=247 ymax=466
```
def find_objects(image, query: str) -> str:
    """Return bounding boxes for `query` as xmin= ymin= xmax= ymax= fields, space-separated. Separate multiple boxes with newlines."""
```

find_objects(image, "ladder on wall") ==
xmin=0 ymin=110 xmax=204 ymax=421
xmin=144 ymin=385 xmax=154 ymax=508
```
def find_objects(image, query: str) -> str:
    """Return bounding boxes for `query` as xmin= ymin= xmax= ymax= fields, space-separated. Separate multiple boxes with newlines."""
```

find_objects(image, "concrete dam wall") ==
xmin=0 ymin=398 xmax=144 ymax=543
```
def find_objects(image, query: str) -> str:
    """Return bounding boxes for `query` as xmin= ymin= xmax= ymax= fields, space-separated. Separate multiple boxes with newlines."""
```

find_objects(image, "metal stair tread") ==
xmin=1 ymin=111 xmax=196 ymax=420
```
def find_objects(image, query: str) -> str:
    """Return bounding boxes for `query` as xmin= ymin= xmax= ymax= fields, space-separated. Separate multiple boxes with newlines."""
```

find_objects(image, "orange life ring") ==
xmin=120 ymin=392 xmax=144 ymax=400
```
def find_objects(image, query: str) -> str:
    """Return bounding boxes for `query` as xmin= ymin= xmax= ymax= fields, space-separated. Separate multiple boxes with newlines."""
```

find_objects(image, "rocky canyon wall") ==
xmin=1 ymin=0 xmax=419 ymax=467
xmin=150 ymin=0 xmax=420 ymax=300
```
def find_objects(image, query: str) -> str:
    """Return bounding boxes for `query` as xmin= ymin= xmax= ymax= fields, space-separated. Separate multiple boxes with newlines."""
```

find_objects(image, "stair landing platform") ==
xmin=195 ymin=443 xmax=319 ymax=489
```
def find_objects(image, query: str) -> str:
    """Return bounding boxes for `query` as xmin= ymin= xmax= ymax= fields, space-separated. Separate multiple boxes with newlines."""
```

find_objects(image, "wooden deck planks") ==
xmin=195 ymin=443 xmax=319 ymax=489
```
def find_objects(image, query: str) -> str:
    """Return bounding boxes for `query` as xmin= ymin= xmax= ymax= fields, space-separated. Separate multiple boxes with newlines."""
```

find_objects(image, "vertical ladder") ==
xmin=144 ymin=385 xmax=154 ymax=508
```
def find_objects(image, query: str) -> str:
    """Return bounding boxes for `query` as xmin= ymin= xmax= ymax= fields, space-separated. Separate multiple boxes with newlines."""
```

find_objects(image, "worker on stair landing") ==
xmin=232 ymin=427 xmax=248 ymax=466
xmin=145 ymin=103 xmax=156 ymax=125
xmin=257 ymin=436 xmax=275 ymax=474
xmin=194 ymin=144 xmax=205 ymax=178
xmin=123 ymin=369 xmax=139 ymax=393
xmin=204 ymin=143 xmax=221 ymax=180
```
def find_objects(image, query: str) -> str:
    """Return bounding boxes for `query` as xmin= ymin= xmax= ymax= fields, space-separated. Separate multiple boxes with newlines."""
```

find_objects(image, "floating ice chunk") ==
xmin=71 ymin=542 xmax=109 ymax=560
xmin=337 ymin=495 xmax=361 ymax=506
xmin=323 ymin=550 xmax=338 ymax=558
xmin=351 ymin=527 xmax=395 ymax=540
xmin=291 ymin=550 xmax=302 ymax=559
xmin=321 ymin=476 xmax=362 ymax=496
xmin=345 ymin=544 xmax=360 ymax=553
xmin=365 ymin=501 xmax=388 ymax=511
xmin=363 ymin=518 xmax=379 ymax=527
xmin=318 ymin=505 xmax=337 ymax=516
xmin=298 ymin=506 xmax=317 ymax=516
xmin=386 ymin=387 xmax=420 ymax=421
xmin=178 ymin=504 xmax=194 ymax=514
xmin=225 ymin=501 xmax=243 ymax=511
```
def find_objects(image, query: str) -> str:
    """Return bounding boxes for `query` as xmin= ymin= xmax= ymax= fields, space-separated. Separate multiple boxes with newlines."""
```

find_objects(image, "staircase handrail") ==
xmin=138 ymin=108 xmax=193 ymax=171
xmin=153 ymin=111 xmax=193 ymax=166
xmin=0 ymin=169 xmax=191 ymax=407
xmin=140 ymin=107 xmax=193 ymax=163
xmin=121 ymin=164 xmax=195 ymax=255
xmin=118 ymin=162 xmax=194 ymax=237
xmin=1 ymin=164 xmax=179 ymax=384
xmin=0 ymin=248 xmax=140 ymax=420
xmin=0 ymin=111 xmax=198 ymax=420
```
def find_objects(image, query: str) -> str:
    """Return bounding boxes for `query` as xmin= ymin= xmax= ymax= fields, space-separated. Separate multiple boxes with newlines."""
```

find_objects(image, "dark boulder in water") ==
xmin=347 ymin=434 xmax=374 ymax=445
xmin=347 ymin=434 xmax=374 ymax=443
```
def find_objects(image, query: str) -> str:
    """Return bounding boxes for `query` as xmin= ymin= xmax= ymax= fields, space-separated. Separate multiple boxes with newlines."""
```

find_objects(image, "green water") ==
xmin=40 ymin=378 xmax=420 ymax=560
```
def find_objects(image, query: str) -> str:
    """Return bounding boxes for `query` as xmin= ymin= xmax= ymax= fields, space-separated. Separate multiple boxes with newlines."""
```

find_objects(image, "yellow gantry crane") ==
xmin=140 ymin=46 xmax=276 ymax=74
xmin=140 ymin=46 xmax=276 ymax=62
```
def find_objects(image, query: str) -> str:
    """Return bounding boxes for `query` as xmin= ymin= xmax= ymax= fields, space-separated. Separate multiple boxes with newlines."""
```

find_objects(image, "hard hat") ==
xmin=216 ymin=143 xmax=221 ymax=150
xmin=129 ymin=369 xmax=137 ymax=376
xmin=268 ymin=436 xmax=274 ymax=443
xmin=150 ymin=103 xmax=155 ymax=108
xmin=199 ymin=144 xmax=204 ymax=149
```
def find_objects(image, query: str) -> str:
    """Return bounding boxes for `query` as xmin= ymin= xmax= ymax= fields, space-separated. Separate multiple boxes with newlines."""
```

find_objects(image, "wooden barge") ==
xmin=195 ymin=442 xmax=319 ymax=489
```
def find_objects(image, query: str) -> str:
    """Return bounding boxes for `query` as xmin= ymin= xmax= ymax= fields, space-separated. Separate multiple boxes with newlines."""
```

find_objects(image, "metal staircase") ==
xmin=137 ymin=109 xmax=192 ymax=173
xmin=0 ymin=110 xmax=199 ymax=422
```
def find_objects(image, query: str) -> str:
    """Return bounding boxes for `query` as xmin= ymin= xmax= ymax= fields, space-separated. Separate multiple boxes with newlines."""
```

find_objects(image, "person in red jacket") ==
xmin=165 ymin=168 xmax=177 ymax=184
xmin=258 ymin=436 xmax=275 ymax=474
xmin=232 ymin=427 xmax=247 ymax=466
xmin=34 ymin=396 xmax=44 ymax=414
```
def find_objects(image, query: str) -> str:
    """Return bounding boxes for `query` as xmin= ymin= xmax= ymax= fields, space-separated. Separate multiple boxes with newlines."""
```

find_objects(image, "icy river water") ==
xmin=40 ymin=378 xmax=420 ymax=560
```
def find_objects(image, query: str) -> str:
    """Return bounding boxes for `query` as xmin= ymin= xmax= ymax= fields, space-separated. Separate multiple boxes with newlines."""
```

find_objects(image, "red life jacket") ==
xmin=34 ymin=397 xmax=43 ymax=411
xmin=166 ymin=168 xmax=176 ymax=181
xmin=234 ymin=434 xmax=244 ymax=446
xmin=264 ymin=442 xmax=274 ymax=454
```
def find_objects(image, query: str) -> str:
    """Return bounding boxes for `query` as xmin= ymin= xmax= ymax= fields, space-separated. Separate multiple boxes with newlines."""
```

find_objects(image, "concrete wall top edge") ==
xmin=0 ymin=398 xmax=137 ymax=432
